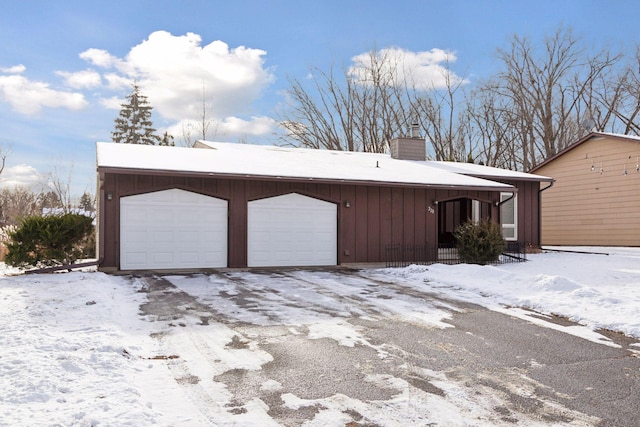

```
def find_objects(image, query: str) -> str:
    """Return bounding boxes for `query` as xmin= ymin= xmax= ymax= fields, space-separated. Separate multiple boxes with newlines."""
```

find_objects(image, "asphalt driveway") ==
xmin=136 ymin=269 xmax=640 ymax=427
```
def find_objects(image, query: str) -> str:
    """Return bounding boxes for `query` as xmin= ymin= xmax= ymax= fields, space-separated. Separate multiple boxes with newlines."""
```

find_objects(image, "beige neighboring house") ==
xmin=531 ymin=132 xmax=640 ymax=246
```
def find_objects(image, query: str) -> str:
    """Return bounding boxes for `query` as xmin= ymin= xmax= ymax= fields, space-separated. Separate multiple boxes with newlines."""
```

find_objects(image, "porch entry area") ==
xmin=437 ymin=197 xmax=492 ymax=246
xmin=383 ymin=196 xmax=528 ymax=267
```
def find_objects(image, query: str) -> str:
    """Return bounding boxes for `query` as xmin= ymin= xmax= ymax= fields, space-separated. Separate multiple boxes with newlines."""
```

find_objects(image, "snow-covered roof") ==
xmin=424 ymin=161 xmax=553 ymax=182
xmin=96 ymin=141 xmax=516 ymax=191
xmin=599 ymin=131 xmax=640 ymax=142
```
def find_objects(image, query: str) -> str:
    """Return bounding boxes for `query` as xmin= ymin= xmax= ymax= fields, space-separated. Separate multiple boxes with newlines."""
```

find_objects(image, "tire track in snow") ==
xmin=137 ymin=275 xmax=275 ymax=425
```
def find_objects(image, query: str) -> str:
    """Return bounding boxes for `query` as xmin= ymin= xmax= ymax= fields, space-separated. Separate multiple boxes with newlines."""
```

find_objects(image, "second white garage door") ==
xmin=248 ymin=193 xmax=337 ymax=267
xmin=120 ymin=189 xmax=227 ymax=270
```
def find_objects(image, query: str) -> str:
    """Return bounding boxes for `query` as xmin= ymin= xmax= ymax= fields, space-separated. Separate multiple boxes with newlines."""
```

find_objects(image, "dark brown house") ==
xmin=96 ymin=138 xmax=553 ymax=271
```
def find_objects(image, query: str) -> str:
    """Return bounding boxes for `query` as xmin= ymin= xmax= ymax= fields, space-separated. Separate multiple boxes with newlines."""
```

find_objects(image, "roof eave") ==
xmin=97 ymin=166 xmax=515 ymax=192
xmin=462 ymin=173 xmax=554 ymax=183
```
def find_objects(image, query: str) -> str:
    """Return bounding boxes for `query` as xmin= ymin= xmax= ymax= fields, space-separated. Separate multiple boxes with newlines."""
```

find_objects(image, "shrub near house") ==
xmin=5 ymin=214 xmax=94 ymax=268
xmin=455 ymin=219 xmax=506 ymax=265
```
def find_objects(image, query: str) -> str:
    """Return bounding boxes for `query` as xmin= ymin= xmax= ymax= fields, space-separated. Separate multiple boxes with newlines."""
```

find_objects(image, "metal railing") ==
xmin=384 ymin=242 xmax=527 ymax=268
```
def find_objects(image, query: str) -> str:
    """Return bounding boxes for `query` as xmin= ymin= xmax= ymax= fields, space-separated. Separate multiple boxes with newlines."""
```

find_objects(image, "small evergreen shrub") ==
xmin=82 ymin=227 xmax=96 ymax=259
xmin=5 ymin=214 xmax=94 ymax=268
xmin=454 ymin=219 xmax=506 ymax=265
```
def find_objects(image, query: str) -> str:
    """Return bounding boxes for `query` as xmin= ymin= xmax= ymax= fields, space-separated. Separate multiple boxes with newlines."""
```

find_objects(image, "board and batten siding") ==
xmin=497 ymin=179 xmax=542 ymax=247
xmin=534 ymin=135 xmax=640 ymax=246
xmin=98 ymin=173 xmax=505 ymax=269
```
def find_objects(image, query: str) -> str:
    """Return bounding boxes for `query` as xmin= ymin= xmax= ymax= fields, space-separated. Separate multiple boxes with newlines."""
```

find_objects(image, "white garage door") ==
xmin=248 ymin=193 xmax=337 ymax=267
xmin=120 ymin=189 xmax=227 ymax=270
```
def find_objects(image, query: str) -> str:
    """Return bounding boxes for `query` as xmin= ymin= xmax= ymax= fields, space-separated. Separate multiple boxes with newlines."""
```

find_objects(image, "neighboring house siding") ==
xmin=534 ymin=135 xmax=640 ymax=246
xmin=99 ymin=172 xmax=504 ymax=269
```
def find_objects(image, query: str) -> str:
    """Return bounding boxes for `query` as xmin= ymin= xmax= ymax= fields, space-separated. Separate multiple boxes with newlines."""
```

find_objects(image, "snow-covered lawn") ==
xmin=0 ymin=247 xmax=638 ymax=426
xmin=377 ymin=246 xmax=640 ymax=340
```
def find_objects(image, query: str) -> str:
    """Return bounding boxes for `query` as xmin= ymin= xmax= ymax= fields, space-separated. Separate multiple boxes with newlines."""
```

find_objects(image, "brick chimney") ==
xmin=390 ymin=122 xmax=426 ymax=160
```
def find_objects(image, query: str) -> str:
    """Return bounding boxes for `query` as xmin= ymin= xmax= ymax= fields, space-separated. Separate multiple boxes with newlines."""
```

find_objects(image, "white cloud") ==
xmin=348 ymin=47 xmax=468 ymax=90
xmin=100 ymin=95 xmax=124 ymax=110
xmin=0 ymin=64 xmax=26 ymax=74
xmin=56 ymin=69 xmax=102 ymax=89
xmin=165 ymin=115 xmax=278 ymax=144
xmin=0 ymin=164 xmax=42 ymax=189
xmin=83 ymin=31 xmax=276 ymax=124
xmin=220 ymin=116 xmax=277 ymax=136
xmin=13 ymin=30 xmax=278 ymax=137
xmin=79 ymin=48 xmax=120 ymax=68
xmin=0 ymin=74 xmax=87 ymax=115
xmin=103 ymin=73 xmax=131 ymax=91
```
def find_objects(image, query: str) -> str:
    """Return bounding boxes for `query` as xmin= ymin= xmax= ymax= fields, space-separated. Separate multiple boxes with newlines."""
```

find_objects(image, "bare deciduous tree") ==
xmin=0 ymin=187 xmax=40 ymax=226
xmin=465 ymin=83 xmax=519 ymax=168
xmin=278 ymin=27 xmax=632 ymax=173
xmin=47 ymin=163 xmax=74 ymax=214
xmin=280 ymin=49 xmax=413 ymax=153
xmin=411 ymin=57 xmax=470 ymax=161
xmin=179 ymin=85 xmax=222 ymax=147
xmin=579 ymin=46 xmax=640 ymax=135
xmin=488 ymin=27 xmax=620 ymax=169
xmin=0 ymin=149 xmax=6 ymax=176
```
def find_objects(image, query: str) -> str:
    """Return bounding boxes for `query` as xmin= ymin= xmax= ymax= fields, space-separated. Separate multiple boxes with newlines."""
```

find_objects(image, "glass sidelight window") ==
xmin=500 ymin=192 xmax=517 ymax=241
xmin=471 ymin=200 xmax=481 ymax=223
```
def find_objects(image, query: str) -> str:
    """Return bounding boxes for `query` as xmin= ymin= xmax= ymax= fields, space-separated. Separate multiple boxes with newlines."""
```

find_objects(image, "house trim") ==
xmin=530 ymin=132 xmax=640 ymax=173
xmin=96 ymin=166 xmax=515 ymax=193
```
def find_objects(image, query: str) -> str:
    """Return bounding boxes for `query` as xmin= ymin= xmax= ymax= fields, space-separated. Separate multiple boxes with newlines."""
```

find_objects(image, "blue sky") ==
xmin=0 ymin=0 xmax=637 ymax=197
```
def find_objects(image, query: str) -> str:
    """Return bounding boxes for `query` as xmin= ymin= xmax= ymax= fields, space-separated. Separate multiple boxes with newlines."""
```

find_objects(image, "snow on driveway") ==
xmin=0 ymin=247 xmax=639 ymax=426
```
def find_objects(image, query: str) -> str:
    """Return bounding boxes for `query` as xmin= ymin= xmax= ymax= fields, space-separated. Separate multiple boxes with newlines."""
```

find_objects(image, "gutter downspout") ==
xmin=537 ymin=180 xmax=555 ymax=248
xmin=539 ymin=180 xmax=555 ymax=193
xmin=97 ymin=170 xmax=106 ymax=269
xmin=497 ymin=192 xmax=515 ymax=207
xmin=496 ymin=191 xmax=516 ymax=247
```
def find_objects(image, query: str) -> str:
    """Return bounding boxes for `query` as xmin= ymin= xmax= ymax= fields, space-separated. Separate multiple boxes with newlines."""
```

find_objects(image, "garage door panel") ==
xmin=125 ymin=252 xmax=147 ymax=265
xmin=151 ymin=252 xmax=172 ymax=264
xmin=248 ymin=193 xmax=336 ymax=267
xmin=124 ymin=210 xmax=148 ymax=225
xmin=152 ymin=211 xmax=175 ymax=225
xmin=126 ymin=230 xmax=147 ymax=242
xmin=150 ymin=230 xmax=172 ymax=243
xmin=182 ymin=212 xmax=201 ymax=223
xmin=120 ymin=189 xmax=227 ymax=270
xmin=177 ymin=251 xmax=199 ymax=262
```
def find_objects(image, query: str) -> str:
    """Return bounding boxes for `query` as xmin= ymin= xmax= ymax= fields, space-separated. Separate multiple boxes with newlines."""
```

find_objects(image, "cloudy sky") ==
xmin=0 ymin=0 xmax=637 ymax=197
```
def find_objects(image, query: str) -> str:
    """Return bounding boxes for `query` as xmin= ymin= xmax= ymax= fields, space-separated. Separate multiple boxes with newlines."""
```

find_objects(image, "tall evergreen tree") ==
xmin=159 ymin=131 xmax=175 ymax=147
xmin=111 ymin=84 xmax=161 ymax=145
xmin=78 ymin=192 xmax=95 ymax=212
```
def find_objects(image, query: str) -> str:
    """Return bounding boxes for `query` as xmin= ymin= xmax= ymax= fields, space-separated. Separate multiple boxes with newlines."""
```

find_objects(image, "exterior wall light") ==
xmin=344 ymin=201 xmax=351 ymax=208
xmin=107 ymin=192 xmax=113 ymax=201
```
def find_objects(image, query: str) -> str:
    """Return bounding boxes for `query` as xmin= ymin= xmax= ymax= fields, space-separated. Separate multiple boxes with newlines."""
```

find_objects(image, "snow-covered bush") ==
xmin=454 ymin=219 xmax=506 ymax=265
